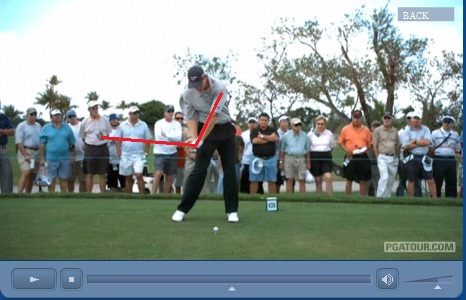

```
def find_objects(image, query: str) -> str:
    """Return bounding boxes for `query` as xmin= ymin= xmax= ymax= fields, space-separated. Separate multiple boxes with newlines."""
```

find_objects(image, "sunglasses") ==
xmin=248 ymin=121 xmax=256 ymax=124
xmin=166 ymin=110 xmax=174 ymax=113
xmin=67 ymin=115 xmax=76 ymax=118
xmin=52 ymin=114 xmax=61 ymax=117
xmin=176 ymin=117 xmax=184 ymax=121
xmin=316 ymin=123 xmax=325 ymax=126
xmin=353 ymin=115 xmax=361 ymax=119
xmin=383 ymin=116 xmax=391 ymax=120
xmin=406 ymin=117 xmax=412 ymax=120
xmin=29 ymin=112 xmax=37 ymax=116
xmin=131 ymin=111 xmax=140 ymax=114
xmin=443 ymin=120 xmax=453 ymax=124
xmin=293 ymin=123 xmax=302 ymax=126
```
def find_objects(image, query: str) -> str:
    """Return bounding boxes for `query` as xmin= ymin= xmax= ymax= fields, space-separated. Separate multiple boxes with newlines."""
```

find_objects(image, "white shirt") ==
xmin=308 ymin=129 xmax=336 ymax=152
xmin=153 ymin=119 xmax=182 ymax=155
xmin=68 ymin=122 xmax=84 ymax=161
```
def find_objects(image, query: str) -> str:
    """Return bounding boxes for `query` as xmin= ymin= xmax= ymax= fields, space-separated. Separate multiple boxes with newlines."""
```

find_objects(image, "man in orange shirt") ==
xmin=338 ymin=109 xmax=372 ymax=196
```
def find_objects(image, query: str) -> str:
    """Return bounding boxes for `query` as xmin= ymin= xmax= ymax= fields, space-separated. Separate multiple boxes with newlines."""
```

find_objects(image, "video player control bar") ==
xmin=88 ymin=275 xmax=371 ymax=284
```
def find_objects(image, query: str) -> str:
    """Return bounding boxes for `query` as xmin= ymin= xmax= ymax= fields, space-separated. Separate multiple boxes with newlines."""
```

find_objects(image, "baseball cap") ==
xmin=26 ymin=107 xmax=37 ymax=115
xmin=165 ymin=104 xmax=175 ymax=112
xmin=442 ymin=116 xmax=455 ymax=123
xmin=412 ymin=111 xmax=422 ymax=119
xmin=66 ymin=109 xmax=77 ymax=118
xmin=352 ymin=109 xmax=363 ymax=118
xmin=50 ymin=109 xmax=61 ymax=116
xmin=383 ymin=112 xmax=393 ymax=118
xmin=247 ymin=117 xmax=257 ymax=123
xmin=291 ymin=118 xmax=302 ymax=125
xmin=87 ymin=101 xmax=100 ymax=109
xmin=278 ymin=115 xmax=290 ymax=123
xmin=109 ymin=113 xmax=119 ymax=121
xmin=422 ymin=155 xmax=433 ymax=172
xmin=406 ymin=111 xmax=414 ymax=119
xmin=187 ymin=66 xmax=205 ymax=89
xmin=128 ymin=106 xmax=140 ymax=113
xmin=371 ymin=120 xmax=381 ymax=127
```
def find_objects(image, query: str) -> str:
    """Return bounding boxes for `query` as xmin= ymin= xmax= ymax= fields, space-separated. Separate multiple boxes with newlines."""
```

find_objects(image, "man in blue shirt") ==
xmin=0 ymin=103 xmax=15 ymax=193
xmin=39 ymin=109 xmax=76 ymax=192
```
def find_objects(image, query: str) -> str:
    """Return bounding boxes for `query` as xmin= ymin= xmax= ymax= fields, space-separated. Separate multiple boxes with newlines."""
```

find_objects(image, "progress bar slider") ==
xmin=88 ymin=275 xmax=371 ymax=284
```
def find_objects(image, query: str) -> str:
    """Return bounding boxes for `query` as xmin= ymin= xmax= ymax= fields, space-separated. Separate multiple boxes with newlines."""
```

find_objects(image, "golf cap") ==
xmin=412 ymin=111 xmax=422 ymax=119
xmin=442 ymin=116 xmax=455 ymax=123
xmin=247 ymin=117 xmax=257 ymax=123
xmin=87 ymin=101 xmax=99 ymax=109
xmin=291 ymin=118 xmax=302 ymax=125
xmin=371 ymin=120 xmax=381 ymax=127
xmin=406 ymin=111 xmax=414 ymax=119
xmin=109 ymin=113 xmax=119 ymax=121
xmin=128 ymin=106 xmax=140 ymax=113
xmin=422 ymin=155 xmax=433 ymax=172
xmin=278 ymin=115 xmax=290 ymax=123
xmin=50 ymin=109 xmax=61 ymax=116
xmin=26 ymin=107 xmax=37 ymax=114
xmin=165 ymin=104 xmax=175 ymax=112
xmin=382 ymin=112 xmax=393 ymax=118
xmin=187 ymin=66 xmax=205 ymax=89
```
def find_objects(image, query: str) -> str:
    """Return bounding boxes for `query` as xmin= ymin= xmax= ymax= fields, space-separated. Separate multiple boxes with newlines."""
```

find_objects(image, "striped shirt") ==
xmin=431 ymin=127 xmax=460 ymax=157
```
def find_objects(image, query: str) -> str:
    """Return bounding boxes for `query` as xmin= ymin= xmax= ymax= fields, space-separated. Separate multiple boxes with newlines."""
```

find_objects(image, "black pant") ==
xmin=396 ymin=162 xmax=422 ymax=197
xmin=177 ymin=124 xmax=238 ymax=214
xmin=433 ymin=156 xmax=457 ymax=198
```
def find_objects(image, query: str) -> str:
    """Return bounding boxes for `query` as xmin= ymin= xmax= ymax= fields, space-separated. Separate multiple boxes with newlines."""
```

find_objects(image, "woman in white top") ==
xmin=308 ymin=115 xmax=336 ymax=195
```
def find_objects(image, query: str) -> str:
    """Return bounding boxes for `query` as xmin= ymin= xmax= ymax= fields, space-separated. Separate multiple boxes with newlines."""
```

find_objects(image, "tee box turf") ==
xmin=266 ymin=197 xmax=278 ymax=211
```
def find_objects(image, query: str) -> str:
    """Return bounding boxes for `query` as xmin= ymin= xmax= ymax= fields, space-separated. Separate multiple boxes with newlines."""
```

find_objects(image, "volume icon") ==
xmin=382 ymin=274 xmax=394 ymax=286
xmin=29 ymin=277 xmax=39 ymax=283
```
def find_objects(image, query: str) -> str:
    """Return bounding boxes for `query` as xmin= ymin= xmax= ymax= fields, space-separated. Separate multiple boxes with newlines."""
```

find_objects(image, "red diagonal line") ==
xmin=101 ymin=92 xmax=224 ymax=148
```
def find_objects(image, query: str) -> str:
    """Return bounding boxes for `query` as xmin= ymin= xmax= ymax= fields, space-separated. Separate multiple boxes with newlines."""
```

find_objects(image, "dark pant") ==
xmin=433 ymin=156 xmax=457 ymax=198
xmin=396 ymin=162 xmax=422 ymax=197
xmin=178 ymin=130 xmax=238 ymax=214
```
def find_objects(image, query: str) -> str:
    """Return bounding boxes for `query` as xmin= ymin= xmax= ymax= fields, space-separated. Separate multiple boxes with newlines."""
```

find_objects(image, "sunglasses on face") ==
xmin=176 ymin=117 xmax=184 ymax=121
xmin=52 ymin=114 xmax=61 ymax=117
xmin=443 ymin=120 xmax=453 ymax=124
xmin=406 ymin=117 xmax=412 ymax=120
xmin=248 ymin=121 xmax=256 ymax=124
xmin=166 ymin=110 xmax=174 ymax=113
xmin=293 ymin=123 xmax=302 ymax=127
xmin=383 ymin=116 xmax=391 ymax=120
xmin=67 ymin=115 xmax=76 ymax=118
xmin=29 ymin=112 xmax=37 ymax=116
xmin=131 ymin=111 xmax=140 ymax=115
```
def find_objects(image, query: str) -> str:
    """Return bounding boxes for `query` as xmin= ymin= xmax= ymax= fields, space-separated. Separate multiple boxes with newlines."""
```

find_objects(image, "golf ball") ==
xmin=213 ymin=226 xmax=219 ymax=232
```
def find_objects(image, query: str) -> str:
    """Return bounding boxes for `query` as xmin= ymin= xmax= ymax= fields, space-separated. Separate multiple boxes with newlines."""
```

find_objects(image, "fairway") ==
xmin=0 ymin=195 xmax=462 ymax=260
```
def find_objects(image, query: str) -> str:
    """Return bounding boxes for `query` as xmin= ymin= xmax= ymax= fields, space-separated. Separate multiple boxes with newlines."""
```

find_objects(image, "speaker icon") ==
xmin=382 ymin=274 xmax=394 ymax=286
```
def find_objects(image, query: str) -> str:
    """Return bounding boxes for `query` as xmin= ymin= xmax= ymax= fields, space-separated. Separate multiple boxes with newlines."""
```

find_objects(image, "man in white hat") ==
xmin=240 ymin=117 xmax=262 ymax=193
xmin=399 ymin=111 xmax=436 ymax=198
xmin=431 ymin=116 xmax=461 ymax=198
xmin=15 ymin=107 xmax=42 ymax=193
xmin=39 ymin=109 xmax=76 ymax=192
xmin=79 ymin=101 xmax=112 ymax=193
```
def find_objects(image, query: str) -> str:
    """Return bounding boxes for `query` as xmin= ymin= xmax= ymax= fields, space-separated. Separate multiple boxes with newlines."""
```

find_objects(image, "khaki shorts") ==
xmin=284 ymin=154 xmax=307 ymax=181
xmin=17 ymin=149 xmax=39 ymax=172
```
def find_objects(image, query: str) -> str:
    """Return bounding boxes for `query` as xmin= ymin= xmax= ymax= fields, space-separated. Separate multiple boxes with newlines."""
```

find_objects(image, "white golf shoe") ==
xmin=227 ymin=212 xmax=239 ymax=223
xmin=172 ymin=210 xmax=185 ymax=222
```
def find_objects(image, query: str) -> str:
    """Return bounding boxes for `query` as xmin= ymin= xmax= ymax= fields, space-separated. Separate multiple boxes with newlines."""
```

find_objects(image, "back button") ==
xmin=12 ymin=269 xmax=56 ymax=289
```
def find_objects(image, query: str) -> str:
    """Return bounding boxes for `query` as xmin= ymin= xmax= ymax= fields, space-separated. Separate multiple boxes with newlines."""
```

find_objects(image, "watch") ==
xmin=260 ymin=134 xmax=264 ymax=139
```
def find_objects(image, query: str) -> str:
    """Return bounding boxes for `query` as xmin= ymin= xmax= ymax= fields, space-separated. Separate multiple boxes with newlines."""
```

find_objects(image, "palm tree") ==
xmin=54 ymin=95 xmax=78 ymax=116
xmin=35 ymin=75 xmax=62 ymax=113
xmin=86 ymin=91 xmax=99 ymax=103
xmin=100 ymin=100 xmax=111 ymax=112
xmin=2 ymin=104 xmax=23 ymax=119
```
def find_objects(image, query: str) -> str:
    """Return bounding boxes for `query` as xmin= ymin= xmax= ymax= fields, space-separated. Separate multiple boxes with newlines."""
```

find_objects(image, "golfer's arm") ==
xmin=198 ymin=114 xmax=218 ymax=142
xmin=186 ymin=120 xmax=198 ymax=140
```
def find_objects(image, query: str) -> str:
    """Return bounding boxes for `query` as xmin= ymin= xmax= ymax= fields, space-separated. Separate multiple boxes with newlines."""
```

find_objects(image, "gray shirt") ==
xmin=181 ymin=76 xmax=230 ymax=124
xmin=400 ymin=125 xmax=431 ymax=155
xmin=15 ymin=121 xmax=42 ymax=148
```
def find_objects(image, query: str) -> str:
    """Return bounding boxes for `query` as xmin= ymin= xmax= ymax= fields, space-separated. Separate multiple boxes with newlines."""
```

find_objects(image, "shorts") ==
xmin=119 ymin=154 xmax=145 ymax=176
xmin=284 ymin=154 xmax=307 ymax=181
xmin=154 ymin=153 xmax=177 ymax=175
xmin=249 ymin=156 xmax=277 ymax=182
xmin=69 ymin=160 xmax=85 ymax=182
xmin=310 ymin=151 xmax=333 ymax=177
xmin=47 ymin=159 xmax=71 ymax=180
xmin=343 ymin=153 xmax=371 ymax=182
xmin=174 ymin=168 xmax=185 ymax=187
xmin=17 ymin=149 xmax=39 ymax=172
xmin=405 ymin=156 xmax=433 ymax=181
xmin=84 ymin=144 xmax=109 ymax=175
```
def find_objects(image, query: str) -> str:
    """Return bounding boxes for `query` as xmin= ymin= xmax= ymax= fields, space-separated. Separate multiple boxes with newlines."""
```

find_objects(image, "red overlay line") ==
xmin=101 ymin=92 xmax=224 ymax=148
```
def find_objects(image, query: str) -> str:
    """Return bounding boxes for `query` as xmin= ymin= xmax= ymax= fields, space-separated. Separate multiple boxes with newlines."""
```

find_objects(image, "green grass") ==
xmin=0 ymin=194 xmax=462 ymax=260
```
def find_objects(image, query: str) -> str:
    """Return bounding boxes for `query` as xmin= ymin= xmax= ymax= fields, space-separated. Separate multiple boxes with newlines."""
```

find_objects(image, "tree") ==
xmin=138 ymin=100 xmax=166 ymax=130
xmin=85 ymin=91 xmax=99 ymax=103
xmin=35 ymin=75 xmax=62 ymax=113
xmin=2 ymin=104 xmax=23 ymax=127
xmin=100 ymin=100 xmax=112 ymax=112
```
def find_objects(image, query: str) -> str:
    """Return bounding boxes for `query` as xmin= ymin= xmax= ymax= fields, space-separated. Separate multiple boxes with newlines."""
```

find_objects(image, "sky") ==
xmin=0 ymin=0 xmax=463 ymax=120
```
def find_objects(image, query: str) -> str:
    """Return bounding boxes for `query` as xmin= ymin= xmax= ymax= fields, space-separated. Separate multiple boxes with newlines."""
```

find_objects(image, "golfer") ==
xmin=172 ymin=66 xmax=239 ymax=223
